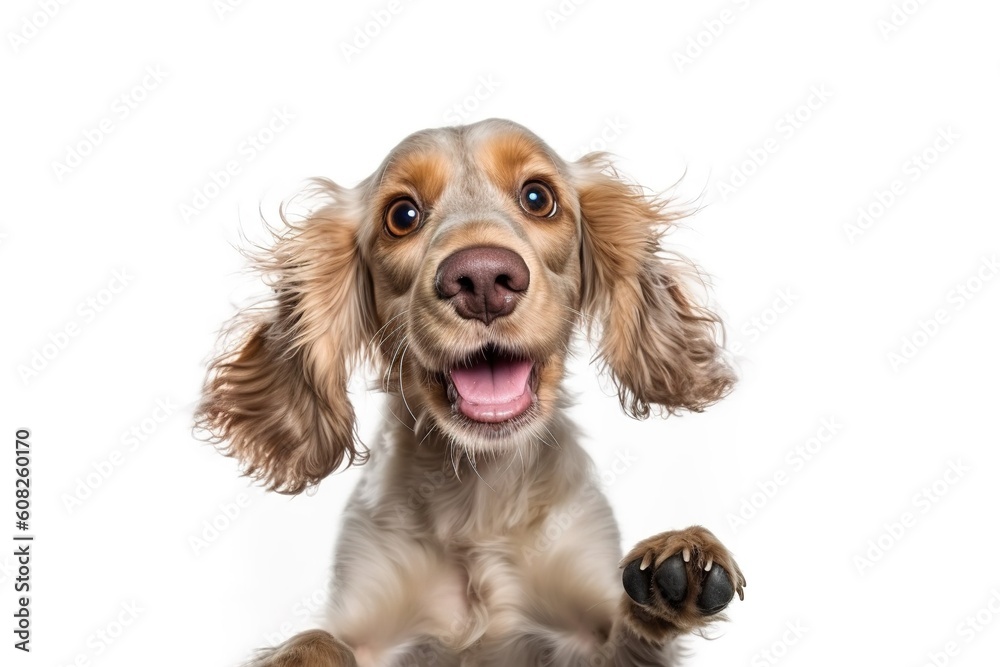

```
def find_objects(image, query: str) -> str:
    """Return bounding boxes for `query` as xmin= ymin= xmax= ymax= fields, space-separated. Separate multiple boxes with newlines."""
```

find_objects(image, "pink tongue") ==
xmin=450 ymin=357 xmax=534 ymax=423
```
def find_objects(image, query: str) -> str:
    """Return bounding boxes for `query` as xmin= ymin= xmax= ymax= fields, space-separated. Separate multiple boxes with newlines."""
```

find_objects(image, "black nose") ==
xmin=435 ymin=246 xmax=530 ymax=324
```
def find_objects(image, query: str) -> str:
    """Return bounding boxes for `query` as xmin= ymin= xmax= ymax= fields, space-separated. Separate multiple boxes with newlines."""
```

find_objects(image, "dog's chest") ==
xmin=423 ymin=535 xmax=551 ymax=652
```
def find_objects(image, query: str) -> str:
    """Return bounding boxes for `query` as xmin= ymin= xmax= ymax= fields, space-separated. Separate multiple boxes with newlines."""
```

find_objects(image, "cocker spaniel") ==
xmin=197 ymin=118 xmax=745 ymax=666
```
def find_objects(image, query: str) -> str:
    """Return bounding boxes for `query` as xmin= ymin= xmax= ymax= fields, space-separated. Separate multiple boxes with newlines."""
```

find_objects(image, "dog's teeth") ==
xmin=639 ymin=552 xmax=653 ymax=571
xmin=704 ymin=557 xmax=713 ymax=572
xmin=682 ymin=548 xmax=691 ymax=563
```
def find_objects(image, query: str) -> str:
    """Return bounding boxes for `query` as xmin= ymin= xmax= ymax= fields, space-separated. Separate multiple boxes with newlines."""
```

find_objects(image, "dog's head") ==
xmin=197 ymin=119 xmax=734 ymax=494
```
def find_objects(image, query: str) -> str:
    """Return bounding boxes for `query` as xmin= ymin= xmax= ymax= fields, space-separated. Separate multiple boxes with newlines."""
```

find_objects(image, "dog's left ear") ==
xmin=573 ymin=154 xmax=735 ymax=418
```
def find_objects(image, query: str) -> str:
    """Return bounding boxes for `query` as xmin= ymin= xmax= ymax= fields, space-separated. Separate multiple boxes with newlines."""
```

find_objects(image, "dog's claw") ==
xmin=621 ymin=526 xmax=745 ymax=633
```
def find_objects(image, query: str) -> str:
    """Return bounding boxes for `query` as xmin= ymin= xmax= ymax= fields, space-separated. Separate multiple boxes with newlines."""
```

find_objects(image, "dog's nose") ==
xmin=435 ymin=246 xmax=530 ymax=324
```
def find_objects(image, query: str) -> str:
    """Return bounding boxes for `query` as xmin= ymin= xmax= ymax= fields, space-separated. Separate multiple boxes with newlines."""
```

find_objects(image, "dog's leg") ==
xmin=245 ymin=629 xmax=357 ymax=667
xmin=244 ymin=630 xmax=464 ymax=667
xmin=615 ymin=525 xmax=746 ymax=659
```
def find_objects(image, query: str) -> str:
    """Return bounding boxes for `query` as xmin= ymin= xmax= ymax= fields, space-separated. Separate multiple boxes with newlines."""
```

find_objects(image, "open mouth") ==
xmin=444 ymin=345 xmax=538 ymax=424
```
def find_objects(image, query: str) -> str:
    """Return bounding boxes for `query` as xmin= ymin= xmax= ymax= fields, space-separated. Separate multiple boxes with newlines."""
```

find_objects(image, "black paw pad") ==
xmin=697 ymin=565 xmax=735 ymax=614
xmin=623 ymin=559 xmax=653 ymax=605
xmin=654 ymin=554 xmax=688 ymax=606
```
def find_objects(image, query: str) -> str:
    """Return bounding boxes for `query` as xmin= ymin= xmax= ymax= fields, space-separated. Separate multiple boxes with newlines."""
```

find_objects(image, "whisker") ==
xmin=416 ymin=422 xmax=438 ymax=448
xmin=562 ymin=304 xmax=598 ymax=330
xmin=539 ymin=422 xmax=562 ymax=450
xmin=378 ymin=393 xmax=414 ymax=432
xmin=379 ymin=317 xmax=410 ymax=349
xmin=468 ymin=455 xmax=496 ymax=493
xmin=399 ymin=343 xmax=417 ymax=422
xmin=384 ymin=329 xmax=409 ymax=391
xmin=368 ymin=310 xmax=408 ymax=349
xmin=500 ymin=447 xmax=519 ymax=476
xmin=449 ymin=443 xmax=464 ymax=482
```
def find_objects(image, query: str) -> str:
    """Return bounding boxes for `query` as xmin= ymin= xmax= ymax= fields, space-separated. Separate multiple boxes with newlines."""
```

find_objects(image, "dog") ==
xmin=197 ymin=118 xmax=745 ymax=666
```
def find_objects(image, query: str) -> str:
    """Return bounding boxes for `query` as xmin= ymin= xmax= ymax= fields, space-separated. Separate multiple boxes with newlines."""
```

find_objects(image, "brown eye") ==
xmin=519 ymin=181 xmax=557 ymax=218
xmin=385 ymin=197 xmax=422 ymax=237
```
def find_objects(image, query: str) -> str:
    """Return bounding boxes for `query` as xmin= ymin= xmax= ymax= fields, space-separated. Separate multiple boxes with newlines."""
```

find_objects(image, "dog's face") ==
xmin=197 ymin=119 xmax=734 ymax=494
xmin=361 ymin=122 xmax=582 ymax=450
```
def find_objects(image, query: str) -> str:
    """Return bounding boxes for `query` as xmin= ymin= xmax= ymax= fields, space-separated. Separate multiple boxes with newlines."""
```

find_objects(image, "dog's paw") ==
xmin=620 ymin=526 xmax=745 ymax=640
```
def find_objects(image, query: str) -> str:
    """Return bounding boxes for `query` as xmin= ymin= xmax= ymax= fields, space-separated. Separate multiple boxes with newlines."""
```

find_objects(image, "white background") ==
xmin=3 ymin=1 xmax=1000 ymax=666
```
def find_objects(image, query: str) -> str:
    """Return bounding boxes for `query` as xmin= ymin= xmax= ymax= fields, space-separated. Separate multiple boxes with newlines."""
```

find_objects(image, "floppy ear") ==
xmin=574 ymin=154 xmax=734 ymax=418
xmin=196 ymin=179 xmax=376 ymax=494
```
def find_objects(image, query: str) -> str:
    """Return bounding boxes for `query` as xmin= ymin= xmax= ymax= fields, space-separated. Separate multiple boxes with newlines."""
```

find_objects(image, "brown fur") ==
xmin=198 ymin=182 xmax=377 ymax=494
xmin=197 ymin=119 xmax=744 ymax=666
xmin=576 ymin=154 xmax=734 ymax=418
xmin=248 ymin=630 xmax=358 ymax=667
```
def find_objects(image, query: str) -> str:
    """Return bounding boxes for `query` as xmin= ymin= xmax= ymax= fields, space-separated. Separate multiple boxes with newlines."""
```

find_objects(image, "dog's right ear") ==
xmin=195 ymin=179 xmax=376 ymax=495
